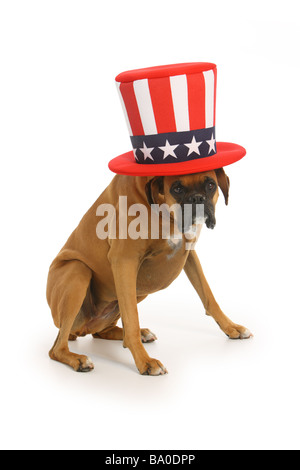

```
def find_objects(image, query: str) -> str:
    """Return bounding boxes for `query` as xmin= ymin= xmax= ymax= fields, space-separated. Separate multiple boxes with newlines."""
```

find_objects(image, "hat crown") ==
xmin=116 ymin=63 xmax=217 ymax=165
xmin=109 ymin=62 xmax=246 ymax=176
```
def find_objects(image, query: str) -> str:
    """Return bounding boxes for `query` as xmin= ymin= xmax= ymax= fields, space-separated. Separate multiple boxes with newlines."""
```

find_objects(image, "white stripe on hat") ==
xmin=116 ymin=82 xmax=133 ymax=136
xmin=133 ymin=79 xmax=157 ymax=135
xmin=203 ymin=70 xmax=215 ymax=128
xmin=170 ymin=75 xmax=190 ymax=132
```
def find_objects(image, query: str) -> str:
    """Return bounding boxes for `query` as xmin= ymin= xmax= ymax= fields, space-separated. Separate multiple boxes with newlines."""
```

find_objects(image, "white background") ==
xmin=1 ymin=0 xmax=300 ymax=451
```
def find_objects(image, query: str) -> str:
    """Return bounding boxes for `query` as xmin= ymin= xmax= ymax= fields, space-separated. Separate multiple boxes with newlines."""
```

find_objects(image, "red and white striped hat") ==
xmin=108 ymin=63 xmax=246 ymax=176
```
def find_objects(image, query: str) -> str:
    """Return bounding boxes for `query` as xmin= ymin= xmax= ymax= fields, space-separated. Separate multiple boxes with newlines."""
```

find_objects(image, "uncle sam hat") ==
xmin=108 ymin=62 xmax=246 ymax=176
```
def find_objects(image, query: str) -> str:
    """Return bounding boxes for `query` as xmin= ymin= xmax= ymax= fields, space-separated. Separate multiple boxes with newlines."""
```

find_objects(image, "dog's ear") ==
xmin=215 ymin=168 xmax=230 ymax=205
xmin=145 ymin=176 xmax=164 ymax=205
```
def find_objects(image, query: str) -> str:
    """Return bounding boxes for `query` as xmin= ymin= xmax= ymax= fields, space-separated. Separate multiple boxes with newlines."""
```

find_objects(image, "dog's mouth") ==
xmin=179 ymin=204 xmax=216 ymax=232
xmin=204 ymin=211 xmax=216 ymax=230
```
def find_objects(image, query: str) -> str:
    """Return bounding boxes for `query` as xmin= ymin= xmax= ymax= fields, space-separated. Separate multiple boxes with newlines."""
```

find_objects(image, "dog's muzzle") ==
xmin=189 ymin=194 xmax=216 ymax=229
xmin=204 ymin=202 xmax=216 ymax=229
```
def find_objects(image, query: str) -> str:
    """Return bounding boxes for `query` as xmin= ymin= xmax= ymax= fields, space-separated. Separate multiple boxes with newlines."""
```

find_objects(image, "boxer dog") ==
xmin=47 ymin=168 xmax=252 ymax=375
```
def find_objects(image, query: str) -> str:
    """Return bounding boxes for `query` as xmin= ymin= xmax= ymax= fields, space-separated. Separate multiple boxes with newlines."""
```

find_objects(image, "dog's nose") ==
xmin=188 ymin=194 xmax=206 ymax=204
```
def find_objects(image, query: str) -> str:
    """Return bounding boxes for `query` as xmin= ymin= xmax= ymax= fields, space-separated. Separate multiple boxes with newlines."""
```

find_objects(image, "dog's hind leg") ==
xmin=47 ymin=259 xmax=94 ymax=372
xmin=92 ymin=295 xmax=157 ymax=343
xmin=93 ymin=326 xmax=157 ymax=343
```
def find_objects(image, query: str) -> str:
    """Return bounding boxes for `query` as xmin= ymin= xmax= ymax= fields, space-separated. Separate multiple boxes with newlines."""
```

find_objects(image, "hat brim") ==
xmin=108 ymin=142 xmax=246 ymax=176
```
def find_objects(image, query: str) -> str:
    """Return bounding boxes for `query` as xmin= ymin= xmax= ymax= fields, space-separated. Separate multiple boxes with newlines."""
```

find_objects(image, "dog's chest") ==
xmin=136 ymin=240 xmax=188 ymax=295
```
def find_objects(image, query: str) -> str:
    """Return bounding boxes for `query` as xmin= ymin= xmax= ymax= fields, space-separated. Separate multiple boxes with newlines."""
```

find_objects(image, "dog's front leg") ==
xmin=109 ymin=252 xmax=167 ymax=375
xmin=184 ymin=251 xmax=252 ymax=339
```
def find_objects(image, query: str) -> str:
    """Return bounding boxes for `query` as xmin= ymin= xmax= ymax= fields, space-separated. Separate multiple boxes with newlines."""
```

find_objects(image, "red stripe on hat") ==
xmin=213 ymin=67 xmax=217 ymax=126
xmin=119 ymin=82 xmax=144 ymax=136
xmin=187 ymin=72 xmax=206 ymax=131
xmin=148 ymin=77 xmax=177 ymax=134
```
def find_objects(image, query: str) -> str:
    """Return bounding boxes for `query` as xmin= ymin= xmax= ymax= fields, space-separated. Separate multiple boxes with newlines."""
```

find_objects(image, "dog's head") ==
xmin=145 ymin=168 xmax=230 ymax=232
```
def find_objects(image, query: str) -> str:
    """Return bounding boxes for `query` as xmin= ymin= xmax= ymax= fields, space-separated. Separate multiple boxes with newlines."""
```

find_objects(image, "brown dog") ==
xmin=46 ymin=168 xmax=252 ymax=375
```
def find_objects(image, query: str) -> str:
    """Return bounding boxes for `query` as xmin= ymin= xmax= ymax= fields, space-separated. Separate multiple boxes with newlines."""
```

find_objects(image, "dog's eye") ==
xmin=207 ymin=182 xmax=216 ymax=191
xmin=173 ymin=185 xmax=184 ymax=194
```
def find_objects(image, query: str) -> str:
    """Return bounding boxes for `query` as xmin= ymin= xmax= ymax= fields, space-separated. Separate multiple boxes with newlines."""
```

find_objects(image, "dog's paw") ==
xmin=139 ymin=358 xmax=168 ymax=376
xmin=75 ymin=356 xmax=94 ymax=372
xmin=141 ymin=329 xmax=157 ymax=343
xmin=49 ymin=347 xmax=95 ymax=372
xmin=225 ymin=324 xmax=253 ymax=340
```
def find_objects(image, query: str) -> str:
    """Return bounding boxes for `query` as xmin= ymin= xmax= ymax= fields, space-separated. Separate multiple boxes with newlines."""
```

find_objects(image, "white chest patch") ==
xmin=184 ymin=221 xmax=203 ymax=251
xmin=184 ymin=222 xmax=203 ymax=240
xmin=167 ymin=237 xmax=183 ymax=259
